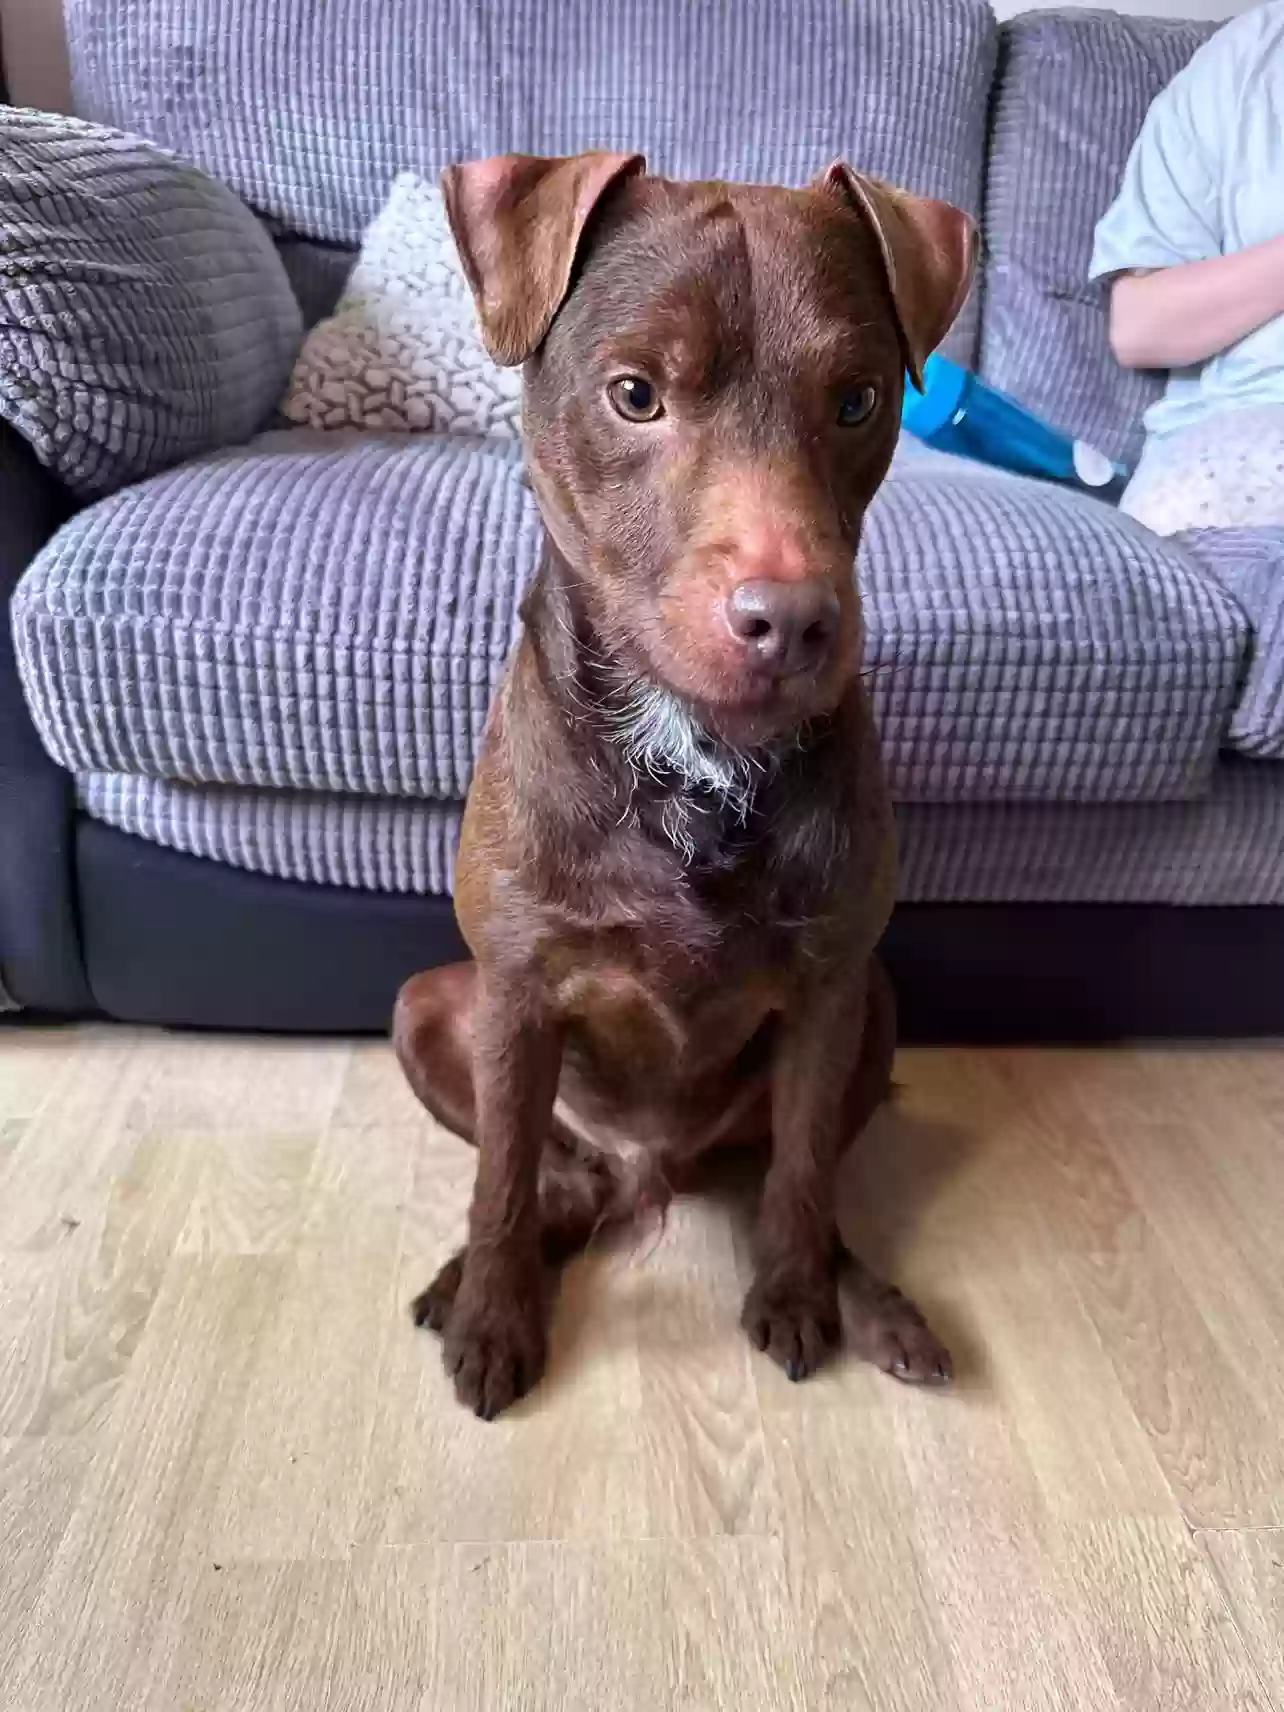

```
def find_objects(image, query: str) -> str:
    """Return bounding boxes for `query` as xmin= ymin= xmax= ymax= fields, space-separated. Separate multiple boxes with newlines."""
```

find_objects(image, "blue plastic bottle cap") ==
xmin=900 ymin=352 xmax=969 ymax=441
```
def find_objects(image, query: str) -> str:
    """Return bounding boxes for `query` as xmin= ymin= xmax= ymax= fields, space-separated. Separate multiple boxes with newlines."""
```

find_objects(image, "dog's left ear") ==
xmin=817 ymin=162 xmax=978 ymax=389
xmin=442 ymin=150 xmax=646 ymax=366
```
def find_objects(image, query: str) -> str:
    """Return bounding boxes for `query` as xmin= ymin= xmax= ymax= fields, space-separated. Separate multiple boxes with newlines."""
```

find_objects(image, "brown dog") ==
xmin=394 ymin=151 xmax=976 ymax=1418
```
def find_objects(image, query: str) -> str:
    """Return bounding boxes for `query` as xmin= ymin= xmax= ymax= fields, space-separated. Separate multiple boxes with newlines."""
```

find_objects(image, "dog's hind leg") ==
xmin=392 ymin=961 xmax=481 ymax=1141
xmin=839 ymin=1253 xmax=952 ymax=1384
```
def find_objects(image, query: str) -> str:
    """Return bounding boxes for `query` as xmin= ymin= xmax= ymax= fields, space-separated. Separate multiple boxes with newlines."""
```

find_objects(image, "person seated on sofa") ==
xmin=1090 ymin=0 xmax=1284 ymax=534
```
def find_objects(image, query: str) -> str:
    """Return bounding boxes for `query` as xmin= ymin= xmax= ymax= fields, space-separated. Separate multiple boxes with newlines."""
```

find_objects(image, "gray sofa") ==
xmin=5 ymin=0 xmax=1284 ymax=1036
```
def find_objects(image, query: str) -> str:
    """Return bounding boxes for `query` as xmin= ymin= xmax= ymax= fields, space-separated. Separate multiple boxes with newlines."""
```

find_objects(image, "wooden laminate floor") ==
xmin=1 ymin=1024 xmax=1283 ymax=1709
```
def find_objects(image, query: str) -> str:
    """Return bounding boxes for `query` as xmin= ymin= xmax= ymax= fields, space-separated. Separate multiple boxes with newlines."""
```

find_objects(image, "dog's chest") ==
xmin=541 ymin=884 xmax=786 ymax=1086
xmin=542 ymin=887 xmax=786 ymax=1161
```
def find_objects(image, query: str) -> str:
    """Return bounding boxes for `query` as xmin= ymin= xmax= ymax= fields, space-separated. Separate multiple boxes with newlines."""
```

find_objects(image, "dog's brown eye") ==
xmin=608 ymin=375 xmax=663 ymax=422
xmin=837 ymin=384 xmax=878 ymax=427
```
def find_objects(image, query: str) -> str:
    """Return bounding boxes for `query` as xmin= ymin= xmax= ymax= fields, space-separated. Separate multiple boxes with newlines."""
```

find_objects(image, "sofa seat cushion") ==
xmin=77 ymin=758 xmax=1284 ymax=907
xmin=862 ymin=444 xmax=1244 ymax=801
xmin=13 ymin=432 xmax=1246 ymax=807
xmin=80 ymin=772 xmax=462 ymax=897
xmin=1175 ymin=527 xmax=1284 ymax=761
xmin=16 ymin=430 xmax=533 ymax=802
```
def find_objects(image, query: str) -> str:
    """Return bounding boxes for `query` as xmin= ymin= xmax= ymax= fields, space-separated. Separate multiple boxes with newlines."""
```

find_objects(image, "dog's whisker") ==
xmin=859 ymin=649 xmax=910 ymax=682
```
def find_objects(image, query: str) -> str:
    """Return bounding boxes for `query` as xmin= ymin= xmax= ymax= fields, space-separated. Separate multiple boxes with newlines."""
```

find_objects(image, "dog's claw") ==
xmin=884 ymin=1324 xmax=952 ymax=1386
xmin=410 ymin=1288 xmax=448 ymax=1332
xmin=741 ymin=1275 xmax=841 ymax=1382
xmin=410 ymin=1250 xmax=466 ymax=1336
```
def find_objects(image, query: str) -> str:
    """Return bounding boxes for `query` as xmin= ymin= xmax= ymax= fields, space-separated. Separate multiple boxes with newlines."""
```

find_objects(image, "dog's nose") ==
xmin=724 ymin=579 xmax=839 ymax=677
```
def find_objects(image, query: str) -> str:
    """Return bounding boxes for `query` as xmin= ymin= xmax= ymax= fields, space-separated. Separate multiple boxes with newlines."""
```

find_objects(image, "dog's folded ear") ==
xmin=441 ymin=150 xmax=646 ymax=367
xmin=817 ymin=162 xmax=977 ymax=390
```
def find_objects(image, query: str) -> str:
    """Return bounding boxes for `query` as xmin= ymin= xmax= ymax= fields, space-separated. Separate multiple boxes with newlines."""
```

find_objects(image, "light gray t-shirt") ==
xmin=1089 ymin=1 xmax=1284 ymax=442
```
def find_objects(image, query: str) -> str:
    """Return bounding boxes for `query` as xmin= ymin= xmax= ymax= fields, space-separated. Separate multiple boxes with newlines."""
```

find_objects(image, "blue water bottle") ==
xmin=902 ymin=354 xmax=1126 ymax=496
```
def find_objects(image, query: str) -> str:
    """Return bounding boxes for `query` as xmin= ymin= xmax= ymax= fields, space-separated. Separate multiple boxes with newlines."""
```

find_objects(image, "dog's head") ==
xmin=444 ymin=151 xmax=976 ymax=749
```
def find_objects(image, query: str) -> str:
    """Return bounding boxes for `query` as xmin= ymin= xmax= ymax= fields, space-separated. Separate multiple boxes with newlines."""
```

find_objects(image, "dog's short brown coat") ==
xmin=394 ymin=151 xmax=976 ymax=1418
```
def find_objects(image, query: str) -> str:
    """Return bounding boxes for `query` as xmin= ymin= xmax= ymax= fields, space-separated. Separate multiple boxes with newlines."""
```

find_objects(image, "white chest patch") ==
xmin=606 ymin=680 xmax=771 ymax=862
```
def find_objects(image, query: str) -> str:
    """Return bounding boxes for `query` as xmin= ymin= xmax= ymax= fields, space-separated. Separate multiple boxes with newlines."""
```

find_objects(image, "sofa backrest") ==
xmin=65 ymin=0 xmax=996 ymax=361
xmin=981 ymin=8 xmax=1217 ymax=466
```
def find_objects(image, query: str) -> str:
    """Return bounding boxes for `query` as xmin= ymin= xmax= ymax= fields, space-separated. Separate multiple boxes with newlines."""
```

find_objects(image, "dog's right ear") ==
xmin=817 ymin=162 xmax=977 ymax=390
xmin=441 ymin=150 xmax=646 ymax=367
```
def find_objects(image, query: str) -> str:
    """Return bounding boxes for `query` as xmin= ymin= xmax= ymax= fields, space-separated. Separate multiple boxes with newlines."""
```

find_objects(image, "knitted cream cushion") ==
xmin=280 ymin=172 xmax=521 ymax=437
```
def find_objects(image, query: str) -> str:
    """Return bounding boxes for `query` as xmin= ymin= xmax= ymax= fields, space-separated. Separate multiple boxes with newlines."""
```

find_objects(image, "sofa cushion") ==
xmin=896 ymin=759 xmax=1284 ymax=906
xmin=12 ymin=432 xmax=1246 ymax=807
xmin=862 ymin=445 xmax=1244 ymax=801
xmin=981 ymin=11 xmax=1216 ymax=467
xmin=1175 ymin=527 xmax=1284 ymax=760
xmin=78 ymin=773 xmax=462 ymax=897
xmin=0 ymin=107 xmax=302 ymax=497
xmin=77 ymin=758 xmax=1284 ymax=907
xmin=281 ymin=173 xmax=522 ymax=438
xmin=67 ymin=0 xmax=997 ymax=363
xmin=18 ymin=431 xmax=532 ymax=802
xmin=274 ymin=238 xmax=354 ymax=332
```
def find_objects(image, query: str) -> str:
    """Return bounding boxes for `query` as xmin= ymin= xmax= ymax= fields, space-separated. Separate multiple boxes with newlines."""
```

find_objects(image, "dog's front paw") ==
xmin=741 ymin=1269 xmax=841 ymax=1382
xmin=443 ymin=1256 xmax=547 ymax=1420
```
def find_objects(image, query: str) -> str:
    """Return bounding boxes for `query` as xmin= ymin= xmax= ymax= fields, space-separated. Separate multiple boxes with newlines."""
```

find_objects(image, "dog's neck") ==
xmin=603 ymin=676 xmax=767 ymax=812
xmin=522 ymin=548 xmax=787 ymax=864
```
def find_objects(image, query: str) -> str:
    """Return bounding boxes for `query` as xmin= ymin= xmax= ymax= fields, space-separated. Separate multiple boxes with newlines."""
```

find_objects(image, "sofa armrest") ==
xmin=0 ymin=425 xmax=93 ymax=1010
xmin=1175 ymin=528 xmax=1284 ymax=760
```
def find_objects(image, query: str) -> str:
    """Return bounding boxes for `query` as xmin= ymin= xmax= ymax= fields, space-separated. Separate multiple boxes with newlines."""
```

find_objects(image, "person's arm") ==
xmin=1110 ymin=234 xmax=1284 ymax=370
xmin=1089 ymin=21 xmax=1260 ymax=373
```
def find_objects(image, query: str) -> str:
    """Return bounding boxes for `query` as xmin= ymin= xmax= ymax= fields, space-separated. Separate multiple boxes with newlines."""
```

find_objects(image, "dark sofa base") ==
xmin=75 ymin=816 xmax=1284 ymax=1040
